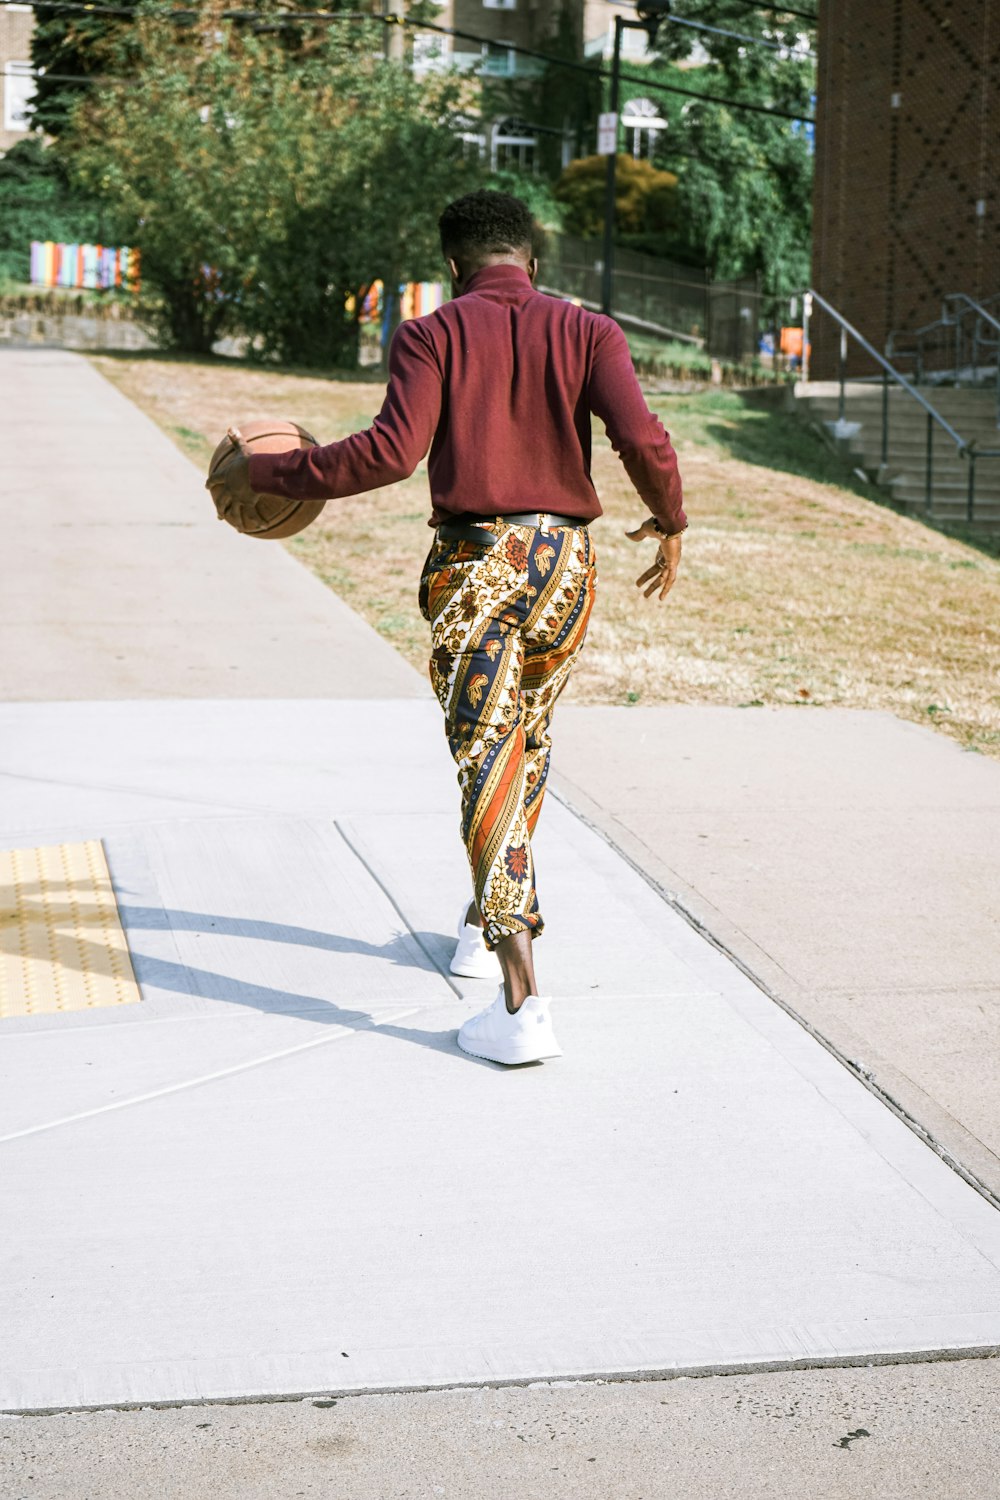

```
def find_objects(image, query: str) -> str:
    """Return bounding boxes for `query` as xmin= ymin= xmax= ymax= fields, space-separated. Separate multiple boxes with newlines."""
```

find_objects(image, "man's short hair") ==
xmin=439 ymin=189 xmax=535 ymax=261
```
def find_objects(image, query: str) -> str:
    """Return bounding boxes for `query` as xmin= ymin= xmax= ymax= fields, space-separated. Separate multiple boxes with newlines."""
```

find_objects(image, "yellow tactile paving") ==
xmin=0 ymin=841 xmax=141 ymax=1018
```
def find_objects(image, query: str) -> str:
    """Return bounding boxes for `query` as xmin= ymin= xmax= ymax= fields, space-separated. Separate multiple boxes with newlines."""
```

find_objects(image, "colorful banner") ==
xmin=351 ymin=281 xmax=445 ymax=325
xmin=29 ymin=242 xmax=140 ymax=292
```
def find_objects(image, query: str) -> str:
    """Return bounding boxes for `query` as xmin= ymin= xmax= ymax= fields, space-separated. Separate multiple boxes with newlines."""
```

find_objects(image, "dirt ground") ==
xmin=91 ymin=353 xmax=1000 ymax=758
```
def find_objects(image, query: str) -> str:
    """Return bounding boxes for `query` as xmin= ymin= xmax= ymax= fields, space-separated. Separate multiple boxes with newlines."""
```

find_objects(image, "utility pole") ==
xmin=599 ymin=0 xmax=672 ymax=318
xmin=383 ymin=0 xmax=406 ymax=62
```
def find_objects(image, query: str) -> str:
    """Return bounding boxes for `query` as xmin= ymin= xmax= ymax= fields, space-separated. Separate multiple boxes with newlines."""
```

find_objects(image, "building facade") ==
xmin=0 ymin=3 xmax=34 ymax=154
xmin=811 ymin=0 xmax=1000 ymax=375
xmin=412 ymin=0 xmax=656 ymax=171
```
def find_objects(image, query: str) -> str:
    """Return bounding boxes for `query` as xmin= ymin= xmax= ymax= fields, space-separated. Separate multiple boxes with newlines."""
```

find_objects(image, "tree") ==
xmin=63 ymin=8 xmax=477 ymax=360
xmin=29 ymin=0 xmax=367 ymax=138
xmin=530 ymin=3 xmax=602 ymax=177
xmin=30 ymin=0 xmax=142 ymax=138
xmin=0 ymin=136 xmax=100 ymax=286
xmin=553 ymin=154 xmax=678 ymax=241
xmin=600 ymin=3 xmax=815 ymax=291
xmin=660 ymin=95 xmax=813 ymax=289
xmin=485 ymin=170 xmax=564 ymax=239
xmin=651 ymin=0 xmax=815 ymax=114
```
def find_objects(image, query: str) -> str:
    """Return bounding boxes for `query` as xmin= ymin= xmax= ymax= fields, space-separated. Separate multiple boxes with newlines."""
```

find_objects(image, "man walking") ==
xmin=212 ymin=190 xmax=686 ymax=1066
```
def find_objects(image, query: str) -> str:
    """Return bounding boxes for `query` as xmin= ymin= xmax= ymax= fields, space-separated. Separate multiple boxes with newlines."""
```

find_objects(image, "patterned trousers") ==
xmin=419 ymin=520 xmax=597 ymax=950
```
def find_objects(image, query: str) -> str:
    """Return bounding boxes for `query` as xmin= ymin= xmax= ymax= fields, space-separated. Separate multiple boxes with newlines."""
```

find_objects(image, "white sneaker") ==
xmin=457 ymin=988 xmax=562 ymax=1066
xmin=450 ymin=903 xmax=502 ymax=979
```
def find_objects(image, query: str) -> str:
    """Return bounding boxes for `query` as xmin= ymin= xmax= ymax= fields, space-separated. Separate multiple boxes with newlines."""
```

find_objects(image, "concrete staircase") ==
xmin=791 ymin=381 xmax=1000 ymax=533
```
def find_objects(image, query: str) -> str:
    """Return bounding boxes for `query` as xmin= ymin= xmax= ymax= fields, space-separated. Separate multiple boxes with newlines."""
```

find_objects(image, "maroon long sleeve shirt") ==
xmin=248 ymin=264 xmax=686 ymax=533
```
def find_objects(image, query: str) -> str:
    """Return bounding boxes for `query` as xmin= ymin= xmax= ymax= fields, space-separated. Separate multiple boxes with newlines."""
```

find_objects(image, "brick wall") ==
xmin=811 ymin=0 xmax=1000 ymax=377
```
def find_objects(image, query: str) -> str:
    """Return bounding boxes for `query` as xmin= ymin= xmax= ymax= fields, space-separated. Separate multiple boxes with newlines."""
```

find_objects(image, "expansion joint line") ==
xmin=550 ymin=786 xmax=1000 ymax=1220
xmin=0 ymin=1008 xmax=423 ymax=1146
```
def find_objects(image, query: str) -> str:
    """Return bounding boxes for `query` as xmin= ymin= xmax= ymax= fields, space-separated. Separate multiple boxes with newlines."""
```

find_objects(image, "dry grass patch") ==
xmin=92 ymin=353 xmax=1000 ymax=757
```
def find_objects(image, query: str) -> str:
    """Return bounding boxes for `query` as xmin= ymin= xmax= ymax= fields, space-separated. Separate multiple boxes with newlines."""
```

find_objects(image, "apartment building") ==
xmin=0 ymin=3 xmax=34 ymax=154
xmin=412 ymin=0 xmax=657 ymax=170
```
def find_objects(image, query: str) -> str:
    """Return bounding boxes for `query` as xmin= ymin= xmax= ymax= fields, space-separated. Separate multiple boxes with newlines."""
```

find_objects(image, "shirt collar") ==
xmin=460 ymin=264 xmax=535 ymax=302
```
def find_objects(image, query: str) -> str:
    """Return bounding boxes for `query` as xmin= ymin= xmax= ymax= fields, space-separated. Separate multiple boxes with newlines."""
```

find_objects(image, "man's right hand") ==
xmin=206 ymin=427 xmax=255 ymax=520
xmin=625 ymin=518 xmax=683 ymax=603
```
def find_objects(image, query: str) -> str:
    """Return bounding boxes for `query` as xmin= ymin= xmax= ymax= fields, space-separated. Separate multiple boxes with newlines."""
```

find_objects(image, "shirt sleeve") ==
xmin=588 ymin=318 xmax=687 ymax=534
xmin=247 ymin=319 xmax=443 ymax=501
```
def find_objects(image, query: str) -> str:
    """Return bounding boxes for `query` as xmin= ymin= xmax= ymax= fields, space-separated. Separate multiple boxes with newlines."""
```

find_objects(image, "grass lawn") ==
xmin=90 ymin=351 xmax=1000 ymax=758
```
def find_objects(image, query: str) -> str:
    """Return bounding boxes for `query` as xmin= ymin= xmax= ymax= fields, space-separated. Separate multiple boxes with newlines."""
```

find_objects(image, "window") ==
xmin=621 ymin=96 xmax=667 ymax=159
xmin=480 ymin=41 xmax=516 ymax=76
xmin=483 ymin=0 xmax=516 ymax=9
xmin=490 ymin=117 xmax=536 ymax=173
xmin=454 ymin=111 xmax=486 ymax=162
xmin=411 ymin=31 xmax=448 ymax=75
xmin=3 ymin=62 xmax=35 ymax=134
xmin=619 ymin=24 xmax=651 ymax=60
xmin=459 ymin=130 xmax=487 ymax=162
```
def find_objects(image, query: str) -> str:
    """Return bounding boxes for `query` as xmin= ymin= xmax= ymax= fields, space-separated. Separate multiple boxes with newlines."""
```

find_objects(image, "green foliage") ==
xmin=63 ymin=9 xmax=477 ymax=359
xmin=484 ymin=170 xmax=565 ymax=236
xmin=609 ymin=4 xmax=815 ymax=291
xmin=662 ymin=100 xmax=813 ymax=288
xmin=652 ymin=0 xmax=814 ymax=112
xmin=0 ymin=136 xmax=101 ymax=284
xmin=30 ymin=0 xmax=142 ymax=137
xmin=553 ymin=153 xmax=677 ymax=240
xmin=532 ymin=4 xmax=602 ymax=175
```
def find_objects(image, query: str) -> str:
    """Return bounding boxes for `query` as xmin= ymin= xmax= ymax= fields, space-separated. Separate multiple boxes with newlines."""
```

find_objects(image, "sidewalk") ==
xmin=553 ymin=704 xmax=1000 ymax=1201
xmin=1 ymin=351 xmax=999 ymax=1486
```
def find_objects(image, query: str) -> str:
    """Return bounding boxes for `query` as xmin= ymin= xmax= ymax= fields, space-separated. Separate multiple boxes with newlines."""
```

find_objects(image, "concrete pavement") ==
xmin=2 ymin=348 xmax=999 ymax=1490
xmin=552 ymin=705 xmax=1000 ymax=1202
xmin=3 ymin=1361 xmax=1000 ymax=1500
xmin=1 ymin=349 xmax=424 ymax=701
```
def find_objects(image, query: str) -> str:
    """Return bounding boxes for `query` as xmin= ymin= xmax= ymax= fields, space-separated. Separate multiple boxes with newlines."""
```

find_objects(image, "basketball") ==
xmin=207 ymin=418 xmax=325 ymax=539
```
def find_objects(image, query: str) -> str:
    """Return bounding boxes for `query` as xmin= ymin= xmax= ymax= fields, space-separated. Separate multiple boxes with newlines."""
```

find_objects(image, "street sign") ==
xmin=597 ymin=111 xmax=618 ymax=155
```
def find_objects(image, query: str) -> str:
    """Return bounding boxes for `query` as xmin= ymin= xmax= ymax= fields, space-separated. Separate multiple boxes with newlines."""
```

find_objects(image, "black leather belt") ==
xmin=437 ymin=512 xmax=586 ymax=547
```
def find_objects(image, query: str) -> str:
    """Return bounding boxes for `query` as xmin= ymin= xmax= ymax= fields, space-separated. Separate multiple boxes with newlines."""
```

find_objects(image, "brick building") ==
xmin=0 ymin=3 xmax=34 ymax=154
xmin=811 ymin=0 xmax=1000 ymax=375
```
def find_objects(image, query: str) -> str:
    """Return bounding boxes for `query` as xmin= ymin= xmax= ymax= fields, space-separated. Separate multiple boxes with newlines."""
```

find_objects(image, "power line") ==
xmin=6 ymin=0 xmax=814 ymax=122
xmin=601 ymin=0 xmax=815 ymax=53
xmin=719 ymin=0 xmax=819 ymax=22
xmin=389 ymin=14 xmax=816 ymax=121
xmin=667 ymin=14 xmax=816 ymax=57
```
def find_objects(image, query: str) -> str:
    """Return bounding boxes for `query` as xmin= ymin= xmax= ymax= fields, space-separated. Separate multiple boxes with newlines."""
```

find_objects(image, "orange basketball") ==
xmin=207 ymin=418 xmax=325 ymax=539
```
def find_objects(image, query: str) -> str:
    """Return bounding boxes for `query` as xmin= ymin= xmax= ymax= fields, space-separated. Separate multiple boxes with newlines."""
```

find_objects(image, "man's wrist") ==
xmin=650 ymin=517 xmax=687 ymax=539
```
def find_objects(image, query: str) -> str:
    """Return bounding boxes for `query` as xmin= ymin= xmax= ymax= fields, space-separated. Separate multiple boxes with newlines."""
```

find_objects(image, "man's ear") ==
xmin=527 ymin=257 xmax=539 ymax=284
xmin=446 ymin=256 xmax=462 ymax=288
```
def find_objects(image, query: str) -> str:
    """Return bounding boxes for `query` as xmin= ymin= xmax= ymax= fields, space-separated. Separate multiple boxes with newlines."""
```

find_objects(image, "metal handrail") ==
xmin=942 ymin=292 xmax=1000 ymax=334
xmin=886 ymin=294 xmax=1000 ymax=428
xmin=801 ymin=288 xmax=1000 ymax=523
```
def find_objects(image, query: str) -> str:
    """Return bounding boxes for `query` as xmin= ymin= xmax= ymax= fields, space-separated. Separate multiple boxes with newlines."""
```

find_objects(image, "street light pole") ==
xmin=599 ymin=0 xmax=672 ymax=319
xmin=600 ymin=15 xmax=625 ymax=318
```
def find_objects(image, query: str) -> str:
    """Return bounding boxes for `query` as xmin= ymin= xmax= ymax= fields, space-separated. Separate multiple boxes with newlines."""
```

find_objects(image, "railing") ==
xmin=541 ymin=234 xmax=708 ymax=344
xmin=801 ymin=289 xmax=1000 ymax=523
xmin=540 ymin=234 xmax=768 ymax=358
xmin=886 ymin=294 xmax=1000 ymax=428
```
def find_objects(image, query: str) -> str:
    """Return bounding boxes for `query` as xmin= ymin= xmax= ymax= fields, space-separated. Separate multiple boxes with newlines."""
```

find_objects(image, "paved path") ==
xmin=553 ymin=705 xmax=1000 ymax=1201
xmin=3 ymin=1362 xmax=999 ymax=1500
xmin=1 ymin=349 xmax=424 ymax=701
xmin=1 ymin=350 xmax=998 ymax=1490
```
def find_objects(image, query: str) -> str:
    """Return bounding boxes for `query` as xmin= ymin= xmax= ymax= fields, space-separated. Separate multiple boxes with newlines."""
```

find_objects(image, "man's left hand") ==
xmin=625 ymin=517 xmax=683 ymax=602
xmin=206 ymin=427 xmax=254 ymax=519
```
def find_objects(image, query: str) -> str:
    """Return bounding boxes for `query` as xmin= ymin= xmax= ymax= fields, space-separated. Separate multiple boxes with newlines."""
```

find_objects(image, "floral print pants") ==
xmin=419 ymin=519 xmax=597 ymax=950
